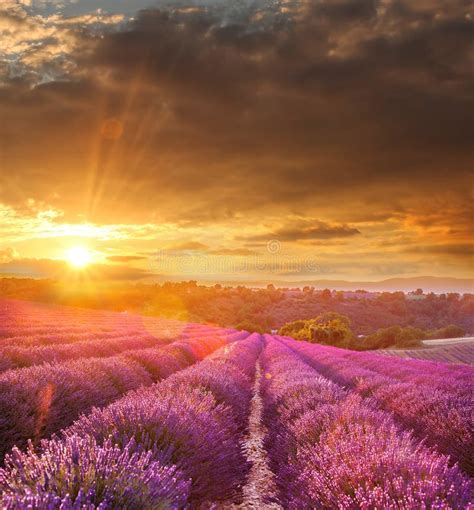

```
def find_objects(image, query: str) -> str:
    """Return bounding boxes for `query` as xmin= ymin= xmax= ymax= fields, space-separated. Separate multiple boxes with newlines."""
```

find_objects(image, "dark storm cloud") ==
xmin=0 ymin=0 xmax=472 ymax=232
xmin=314 ymin=0 xmax=376 ymax=21
xmin=240 ymin=221 xmax=361 ymax=242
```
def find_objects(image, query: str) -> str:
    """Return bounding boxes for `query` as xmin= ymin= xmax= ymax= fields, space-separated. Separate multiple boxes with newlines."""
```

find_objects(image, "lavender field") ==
xmin=0 ymin=299 xmax=472 ymax=509
xmin=381 ymin=340 xmax=474 ymax=366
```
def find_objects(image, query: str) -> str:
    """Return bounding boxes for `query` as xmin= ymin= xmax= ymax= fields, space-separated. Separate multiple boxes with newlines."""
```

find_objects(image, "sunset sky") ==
xmin=0 ymin=0 xmax=472 ymax=284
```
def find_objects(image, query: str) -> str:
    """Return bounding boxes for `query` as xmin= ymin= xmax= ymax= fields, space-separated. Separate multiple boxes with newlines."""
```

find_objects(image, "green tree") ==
xmin=429 ymin=324 xmax=465 ymax=339
xmin=313 ymin=311 xmax=351 ymax=328
xmin=320 ymin=289 xmax=332 ymax=301
xmin=363 ymin=325 xmax=426 ymax=349
xmin=310 ymin=312 xmax=353 ymax=348
xmin=235 ymin=320 xmax=267 ymax=334
xmin=278 ymin=320 xmax=311 ymax=340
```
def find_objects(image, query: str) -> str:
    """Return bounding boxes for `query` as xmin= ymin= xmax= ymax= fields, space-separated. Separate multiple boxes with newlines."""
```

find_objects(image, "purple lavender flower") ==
xmin=260 ymin=336 xmax=473 ymax=508
xmin=0 ymin=435 xmax=190 ymax=509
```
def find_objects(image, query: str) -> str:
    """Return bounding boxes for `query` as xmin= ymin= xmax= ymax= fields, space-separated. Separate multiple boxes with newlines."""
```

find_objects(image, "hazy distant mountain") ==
xmin=211 ymin=276 xmax=474 ymax=294
xmin=273 ymin=276 xmax=474 ymax=294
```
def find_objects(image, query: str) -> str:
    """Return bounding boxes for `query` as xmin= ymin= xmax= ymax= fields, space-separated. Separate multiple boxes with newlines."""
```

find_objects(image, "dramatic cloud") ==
xmin=0 ymin=2 xmax=124 ymax=83
xmin=0 ymin=202 xmax=175 ymax=243
xmin=405 ymin=244 xmax=474 ymax=259
xmin=0 ymin=0 xmax=472 ymax=281
xmin=240 ymin=221 xmax=361 ymax=243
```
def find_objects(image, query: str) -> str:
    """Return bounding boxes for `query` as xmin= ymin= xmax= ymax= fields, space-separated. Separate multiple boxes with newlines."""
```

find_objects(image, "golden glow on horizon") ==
xmin=66 ymin=246 xmax=93 ymax=268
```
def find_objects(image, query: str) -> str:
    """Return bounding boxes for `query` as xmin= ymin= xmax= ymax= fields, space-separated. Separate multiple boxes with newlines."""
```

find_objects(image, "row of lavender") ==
xmin=0 ymin=332 xmax=170 ymax=371
xmin=278 ymin=336 xmax=474 ymax=475
xmin=0 ymin=327 xmax=248 ymax=461
xmin=0 ymin=321 xmax=228 ymax=350
xmin=0 ymin=299 xmax=234 ymax=371
xmin=260 ymin=336 xmax=473 ymax=508
xmin=0 ymin=334 xmax=263 ymax=508
xmin=381 ymin=342 xmax=474 ymax=366
xmin=0 ymin=299 xmax=183 ymax=343
xmin=0 ymin=326 xmax=240 ymax=372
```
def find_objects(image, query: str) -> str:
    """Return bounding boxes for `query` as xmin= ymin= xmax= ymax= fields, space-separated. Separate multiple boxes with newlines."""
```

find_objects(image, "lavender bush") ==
xmin=0 ymin=435 xmax=190 ymax=509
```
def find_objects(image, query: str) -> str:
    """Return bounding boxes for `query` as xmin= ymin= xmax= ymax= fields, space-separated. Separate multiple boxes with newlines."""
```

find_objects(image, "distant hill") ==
xmin=237 ymin=276 xmax=474 ymax=294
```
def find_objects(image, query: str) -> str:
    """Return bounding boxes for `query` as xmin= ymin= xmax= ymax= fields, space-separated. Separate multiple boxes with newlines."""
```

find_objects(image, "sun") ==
xmin=66 ymin=246 xmax=93 ymax=268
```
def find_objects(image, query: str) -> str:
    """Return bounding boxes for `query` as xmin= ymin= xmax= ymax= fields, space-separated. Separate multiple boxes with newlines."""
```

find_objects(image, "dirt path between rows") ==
xmin=229 ymin=360 xmax=282 ymax=509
